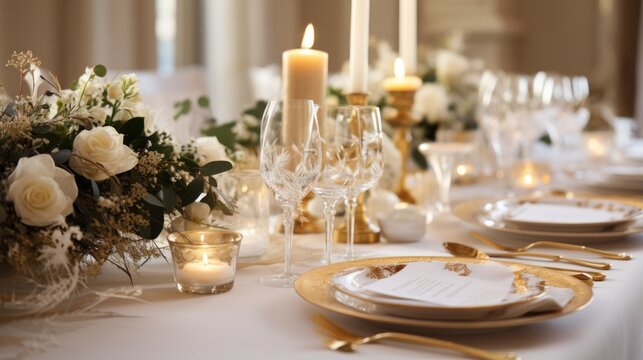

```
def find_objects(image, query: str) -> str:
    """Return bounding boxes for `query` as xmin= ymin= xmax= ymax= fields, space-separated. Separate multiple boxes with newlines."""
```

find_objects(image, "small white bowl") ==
xmin=377 ymin=207 xmax=427 ymax=243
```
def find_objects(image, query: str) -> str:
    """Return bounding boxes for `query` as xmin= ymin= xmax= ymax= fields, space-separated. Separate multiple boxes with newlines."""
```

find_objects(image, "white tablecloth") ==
xmin=10 ymin=180 xmax=643 ymax=360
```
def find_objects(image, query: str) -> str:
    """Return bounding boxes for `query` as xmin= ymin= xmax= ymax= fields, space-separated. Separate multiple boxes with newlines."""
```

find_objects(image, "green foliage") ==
xmin=201 ymin=160 xmax=233 ymax=176
xmin=327 ymin=87 xmax=348 ymax=105
xmin=117 ymin=117 xmax=145 ymax=144
xmin=197 ymin=96 xmax=210 ymax=108
xmin=93 ymin=64 xmax=107 ymax=77
xmin=173 ymin=99 xmax=191 ymax=120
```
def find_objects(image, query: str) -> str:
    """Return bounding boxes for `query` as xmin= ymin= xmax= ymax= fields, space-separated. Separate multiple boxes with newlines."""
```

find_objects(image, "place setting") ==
xmin=2 ymin=0 xmax=643 ymax=359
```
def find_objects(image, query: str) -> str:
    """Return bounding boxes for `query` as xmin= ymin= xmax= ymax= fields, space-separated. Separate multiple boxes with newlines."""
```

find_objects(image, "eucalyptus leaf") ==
xmin=162 ymin=187 xmax=178 ymax=212
xmin=70 ymin=81 xmax=79 ymax=91
xmin=143 ymin=193 xmax=164 ymax=208
xmin=0 ymin=206 xmax=7 ymax=224
xmin=50 ymin=149 xmax=71 ymax=165
xmin=200 ymin=161 xmax=232 ymax=176
xmin=118 ymin=117 xmax=145 ymax=144
xmin=91 ymin=181 xmax=100 ymax=200
xmin=173 ymin=99 xmax=191 ymax=120
xmin=181 ymin=178 xmax=204 ymax=205
xmin=200 ymin=191 xmax=216 ymax=208
xmin=142 ymin=204 xmax=164 ymax=239
xmin=197 ymin=96 xmax=210 ymax=108
xmin=93 ymin=64 xmax=107 ymax=77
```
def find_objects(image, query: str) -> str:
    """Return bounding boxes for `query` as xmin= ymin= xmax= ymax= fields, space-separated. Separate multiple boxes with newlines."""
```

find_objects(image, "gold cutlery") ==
xmin=443 ymin=243 xmax=597 ymax=285
xmin=443 ymin=241 xmax=611 ymax=270
xmin=443 ymin=242 xmax=606 ymax=284
xmin=312 ymin=314 xmax=518 ymax=360
xmin=471 ymin=231 xmax=632 ymax=261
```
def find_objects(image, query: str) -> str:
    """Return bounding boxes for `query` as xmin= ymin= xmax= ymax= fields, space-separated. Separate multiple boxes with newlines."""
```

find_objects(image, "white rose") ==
xmin=107 ymin=81 xmax=124 ymax=102
xmin=6 ymin=154 xmax=78 ymax=227
xmin=195 ymin=136 xmax=232 ymax=164
xmin=436 ymin=50 xmax=469 ymax=87
xmin=70 ymin=126 xmax=138 ymax=181
xmin=413 ymin=83 xmax=450 ymax=123
xmin=130 ymin=102 xmax=155 ymax=130
xmin=112 ymin=101 xmax=154 ymax=130
xmin=89 ymin=107 xmax=108 ymax=124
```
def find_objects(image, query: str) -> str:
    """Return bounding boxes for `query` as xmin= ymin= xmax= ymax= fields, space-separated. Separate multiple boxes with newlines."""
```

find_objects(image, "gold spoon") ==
xmin=443 ymin=241 xmax=610 ymax=270
xmin=443 ymin=242 xmax=605 ymax=283
xmin=313 ymin=315 xmax=518 ymax=360
xmin=471 ymin=232 xmax=632 ymax=261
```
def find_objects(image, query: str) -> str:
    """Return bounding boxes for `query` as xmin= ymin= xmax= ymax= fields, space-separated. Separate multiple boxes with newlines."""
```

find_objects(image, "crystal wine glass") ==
xmin=541 ymin=74 xmax=590 ymax=175
xmin=418 ymin=142 xmax=473 ymax=215
xmin=477 ymin=71 xmax=522 ymax=191
xmin=338 ymin=106 xmax=384 ymax=260
xmin=259 ymin=99 xmax=321 ymax=287
xmin=311 ymin=107 xmax=365 ymax=264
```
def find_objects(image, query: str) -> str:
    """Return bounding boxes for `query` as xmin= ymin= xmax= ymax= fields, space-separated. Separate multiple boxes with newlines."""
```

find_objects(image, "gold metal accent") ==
xmin=471 ymin=231 xmax=632 ymax=261
xmin=443 ymin=263 xmax=471 ymax=277
xmin=313 ymin=315 xmax=518 ymax=359
xmin=334 ymin=92 xmax=380 ymax=244
xmin=294 ymin=256 xmax=593 ymax=333
xmin=443 ymin=241 xmax=611 ymax=270
xmin=385 ymin=90 xmax=419 ymax=204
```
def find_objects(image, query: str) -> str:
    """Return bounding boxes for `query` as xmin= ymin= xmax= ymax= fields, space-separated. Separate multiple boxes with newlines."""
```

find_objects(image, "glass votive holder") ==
xmin=167 ymin=229 xmax=242 ymax=295
xmin=212 ymin=169 xmax=270 ymax=261
xmin=582 ymin=131 xmax=614 ymax=162
xmin=508 ymin=161 xmax=552 ymax=192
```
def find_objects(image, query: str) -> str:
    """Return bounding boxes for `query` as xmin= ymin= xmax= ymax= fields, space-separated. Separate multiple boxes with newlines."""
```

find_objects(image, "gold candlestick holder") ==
xmin=386 ymin=90 xmax=419 ymax=204
xmin=334 ymin=92 xmax=380 ymax=244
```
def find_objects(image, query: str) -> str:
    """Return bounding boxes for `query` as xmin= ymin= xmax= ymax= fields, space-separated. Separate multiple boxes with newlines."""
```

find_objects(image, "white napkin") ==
xmin=508 ymin=203 xmax=622 ymax=224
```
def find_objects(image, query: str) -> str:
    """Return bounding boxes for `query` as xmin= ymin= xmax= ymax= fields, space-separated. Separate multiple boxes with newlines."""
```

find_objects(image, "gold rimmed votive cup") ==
xmin=167 ymin=229 xmax=243 ymax=295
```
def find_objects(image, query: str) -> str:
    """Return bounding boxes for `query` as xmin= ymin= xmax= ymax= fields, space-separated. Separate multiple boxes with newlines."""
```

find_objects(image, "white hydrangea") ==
xmin=413 ymin=83 xmax=450 ymax=124
xmin=436 ymin=50 xmax=470 ymax=88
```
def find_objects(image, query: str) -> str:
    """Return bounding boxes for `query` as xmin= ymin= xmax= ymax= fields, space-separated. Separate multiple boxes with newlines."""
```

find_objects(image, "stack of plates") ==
xmin=575 ymin=165 xmax=643 ymax=191
xmin=453 ymin=197 xmax=643 ymax=244
xmin=623 ymin=141 xmax=643 ymax=164
xmin=295 ymin=256 xmax=593 ymax=333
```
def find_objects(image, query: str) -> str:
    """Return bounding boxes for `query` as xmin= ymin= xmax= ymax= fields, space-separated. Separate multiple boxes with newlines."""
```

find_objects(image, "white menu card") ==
xmin=362 ymin=262 xmax=515 ymax=307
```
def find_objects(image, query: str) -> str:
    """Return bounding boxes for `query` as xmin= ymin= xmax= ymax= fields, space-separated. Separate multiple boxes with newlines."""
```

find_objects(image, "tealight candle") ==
xmin=182 ymin=253 xmax=234 ymax=285
xmin=382 ymin=58 xmax=422 ymax=92
xmin=509 ymin=161 xmax=552 ymax=191
xmin=583 ymin=131 xmax=613 ymax=162
xmin=167 ymin=229 xmax=242 ymax=295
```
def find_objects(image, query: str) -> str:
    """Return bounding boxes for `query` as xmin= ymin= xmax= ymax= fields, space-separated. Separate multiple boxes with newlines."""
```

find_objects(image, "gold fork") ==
xmin=312 ymin=315 xmax=518 ymax=360
xmin=471 ymin=231 xmax=632 ymax=261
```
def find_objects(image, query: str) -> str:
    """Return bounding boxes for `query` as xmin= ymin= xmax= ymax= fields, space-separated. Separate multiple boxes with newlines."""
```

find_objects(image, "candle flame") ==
xmin=301 ymin=23 xmax=315 ymax=49
xmin=202 ymin=253 xmax=208 ymax=267
xmin=394 ymin=57 xmax=406 ymax=79
xmin=456 ymin=165 xmax=467 ymax=176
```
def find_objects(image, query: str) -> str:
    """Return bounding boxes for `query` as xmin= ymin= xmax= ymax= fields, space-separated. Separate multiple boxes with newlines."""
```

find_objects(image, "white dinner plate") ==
xmin=331 ymin=262 xmax=553 ymax=320
xmin=492 ymin=198 xmax=640 ymax=233
xmin=453 ymin=198 xmax=643 ymax=244
xmin=574 ymin=169 xmax=643 ymax=192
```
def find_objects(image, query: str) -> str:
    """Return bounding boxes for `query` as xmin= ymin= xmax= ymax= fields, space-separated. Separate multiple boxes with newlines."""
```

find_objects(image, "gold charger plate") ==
xmin=453 ymin=198 xmax=643 ymax=244
xmin=294 ymin=256 xmax=592 ymax=333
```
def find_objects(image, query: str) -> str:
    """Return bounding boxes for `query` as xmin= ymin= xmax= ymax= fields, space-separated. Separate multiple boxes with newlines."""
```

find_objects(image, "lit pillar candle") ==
xmin=348 ymin=0 xmax=370 ymax=93
xmin=382 ymin=57 xmax=422 ymax=92
xmin=282 ymin=24 xmax=328 ymax=107
xmin=399 ymin=0 xmax=417 ymax=75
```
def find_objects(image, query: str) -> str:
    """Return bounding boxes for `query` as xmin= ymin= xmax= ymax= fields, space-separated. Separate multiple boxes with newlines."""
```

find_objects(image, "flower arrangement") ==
xmin=175 ymin=97 xmax=265 ymax=168
xmin=0 ymin=51 xmax=233 ymax=313
xmin=329 ymin=36 xmax=483 ymax=132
